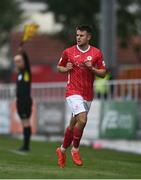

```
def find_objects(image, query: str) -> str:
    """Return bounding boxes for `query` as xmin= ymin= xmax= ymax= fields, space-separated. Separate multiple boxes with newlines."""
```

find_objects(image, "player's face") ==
xmin=76 ymin=30 xmax=91 ymax=46
xmin=14 ymin=55 xmax=25 ymax=70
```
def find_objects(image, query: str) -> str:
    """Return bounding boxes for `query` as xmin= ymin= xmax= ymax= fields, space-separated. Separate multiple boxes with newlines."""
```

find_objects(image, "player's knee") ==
xmin=77 ymin=119 xmax=87 ymax=129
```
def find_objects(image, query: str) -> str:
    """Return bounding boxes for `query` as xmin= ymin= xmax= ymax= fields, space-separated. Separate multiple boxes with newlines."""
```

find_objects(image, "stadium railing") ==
xmin=0 ymin=79 xmax=141 ymax=101
xmin=94 ymin=79 xmax=141 ymax=101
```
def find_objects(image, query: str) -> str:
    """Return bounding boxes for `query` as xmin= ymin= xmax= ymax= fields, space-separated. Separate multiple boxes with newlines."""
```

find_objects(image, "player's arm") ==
xmin=84 ymin=60 xmax=106 ymax=77
xmin=57 ymin=50 xmax=73 ymax=73
xmin=57 ymin=62 xmax=73 ymax=73
xmin=91 ymin=67 xmax=106 ymax=78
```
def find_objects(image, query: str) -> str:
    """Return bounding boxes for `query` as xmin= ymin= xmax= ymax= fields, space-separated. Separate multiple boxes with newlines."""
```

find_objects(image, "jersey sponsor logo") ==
xmin=74 ymin=55 xmax=80 ymax=58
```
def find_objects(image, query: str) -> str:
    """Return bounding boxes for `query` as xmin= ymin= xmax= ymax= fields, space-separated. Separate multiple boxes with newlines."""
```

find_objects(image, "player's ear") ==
xmin=88 ymin=34 xmax=92 ymax=41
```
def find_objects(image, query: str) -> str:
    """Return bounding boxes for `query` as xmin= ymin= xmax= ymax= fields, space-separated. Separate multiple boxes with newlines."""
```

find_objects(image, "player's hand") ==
xmin=66 ymin=62 xmax=73 ymax=71
xmin=84 ymin=60 xmax=92 ymax=69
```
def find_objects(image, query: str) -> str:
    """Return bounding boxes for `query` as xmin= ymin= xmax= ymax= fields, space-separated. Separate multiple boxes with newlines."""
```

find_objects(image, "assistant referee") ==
xmin=14 ymin=48 xmax=32 ymax=152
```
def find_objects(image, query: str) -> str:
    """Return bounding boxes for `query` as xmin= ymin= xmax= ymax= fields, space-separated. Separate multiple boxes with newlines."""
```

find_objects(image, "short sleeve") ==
xmin=95 ymin=50 xmax=106 ymax=69
xmin=58 ymin=50 xmax=68 ymax=67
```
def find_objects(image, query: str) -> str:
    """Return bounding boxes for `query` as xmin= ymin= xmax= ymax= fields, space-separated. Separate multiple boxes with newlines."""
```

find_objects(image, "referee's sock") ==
xmin=23 ymin=126 xmax=31 ymax=150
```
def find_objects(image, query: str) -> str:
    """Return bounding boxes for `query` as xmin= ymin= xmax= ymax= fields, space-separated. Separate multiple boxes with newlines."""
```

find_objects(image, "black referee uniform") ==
xmin=16 ymin=51 xmax=32 ymax=151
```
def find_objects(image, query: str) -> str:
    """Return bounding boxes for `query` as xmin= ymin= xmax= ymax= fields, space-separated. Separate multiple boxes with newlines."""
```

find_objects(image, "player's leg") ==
xmin=56 ymin=115 xmax=77 ymax=168
xmin=56 ymin=95 xmax=91 ymax=167
xmin=73 ymin=112 xmax=87 ymax=149
xmin=71 ymin=111 xmax=87 ymax=166
xmin=61 ymin=115 xmax=77 ymax=151
xmin=67 ymin=95 xmax=91 ymax=166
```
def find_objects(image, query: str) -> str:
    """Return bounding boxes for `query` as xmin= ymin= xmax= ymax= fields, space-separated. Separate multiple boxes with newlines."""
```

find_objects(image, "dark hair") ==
xmin=76 ymin=25 xmax=93 ymax=34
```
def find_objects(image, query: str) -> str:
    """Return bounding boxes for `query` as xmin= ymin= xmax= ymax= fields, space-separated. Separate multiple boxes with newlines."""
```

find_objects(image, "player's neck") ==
xmin=77 ymin=44 xmax=90 ymax=53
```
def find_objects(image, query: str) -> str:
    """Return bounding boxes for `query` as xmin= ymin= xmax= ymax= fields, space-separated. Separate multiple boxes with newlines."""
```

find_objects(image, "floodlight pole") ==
xmin=100 ymin=0 xmax=117 ymax=76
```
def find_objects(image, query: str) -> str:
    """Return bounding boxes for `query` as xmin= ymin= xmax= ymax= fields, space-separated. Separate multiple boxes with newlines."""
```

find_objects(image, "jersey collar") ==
xmin=76 ymin=45 xmax=90 ymax=53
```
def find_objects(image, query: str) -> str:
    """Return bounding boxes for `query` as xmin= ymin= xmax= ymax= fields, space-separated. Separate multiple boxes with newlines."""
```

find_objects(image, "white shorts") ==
xmin=66 ymin=95 xmax=92 ymax=116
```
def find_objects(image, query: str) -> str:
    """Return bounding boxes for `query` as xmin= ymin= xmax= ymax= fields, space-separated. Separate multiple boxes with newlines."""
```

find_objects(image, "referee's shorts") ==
xmin=16 ymin=97 xmax=32 ymax=120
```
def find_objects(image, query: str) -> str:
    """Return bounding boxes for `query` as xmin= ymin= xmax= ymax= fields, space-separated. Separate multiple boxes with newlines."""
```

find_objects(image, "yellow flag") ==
xmin=22 ymin=23 xmax=39 ymax=42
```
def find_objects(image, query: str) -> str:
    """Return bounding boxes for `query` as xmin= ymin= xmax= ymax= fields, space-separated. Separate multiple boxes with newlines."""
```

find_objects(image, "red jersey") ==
xmin=58 ymin=45 xmax=106 ymax=101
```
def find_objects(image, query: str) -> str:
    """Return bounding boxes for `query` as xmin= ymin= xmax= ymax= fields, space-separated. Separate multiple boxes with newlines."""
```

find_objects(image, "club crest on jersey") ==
xmin=86 ymin=56 xmax=92 ymax=61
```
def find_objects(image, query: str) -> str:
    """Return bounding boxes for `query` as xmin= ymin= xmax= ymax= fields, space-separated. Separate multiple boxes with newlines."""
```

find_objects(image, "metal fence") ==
xmin=32 ymin=82 xmax=66 ymax=102
xmin=94 ymin=79 xmax=141 ymax=101
xmin=0 ymin=79 xmax=141 ymax=101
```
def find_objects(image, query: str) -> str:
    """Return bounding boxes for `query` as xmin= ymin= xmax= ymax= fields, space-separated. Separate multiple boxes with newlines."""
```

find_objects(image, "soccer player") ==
xmin=56 ymin=25 xmax=106 ymax=167
xmin=14 ymin=47 xmax=32 ymax=152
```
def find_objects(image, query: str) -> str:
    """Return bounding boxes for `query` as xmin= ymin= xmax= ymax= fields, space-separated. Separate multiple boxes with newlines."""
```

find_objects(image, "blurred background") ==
xmin=1 ymin=0 xmax=141 ymax=153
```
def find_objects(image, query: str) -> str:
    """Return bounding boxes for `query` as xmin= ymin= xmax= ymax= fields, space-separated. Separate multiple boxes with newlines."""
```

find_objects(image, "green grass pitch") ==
xmin=0 ymin=135 xmax=141 ymax=179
